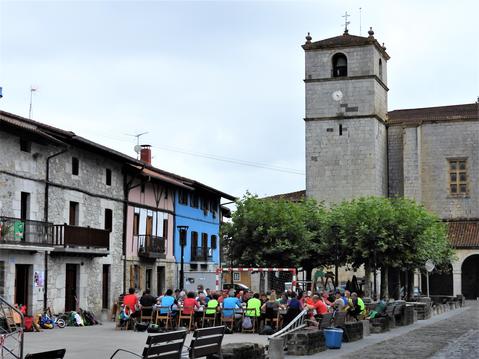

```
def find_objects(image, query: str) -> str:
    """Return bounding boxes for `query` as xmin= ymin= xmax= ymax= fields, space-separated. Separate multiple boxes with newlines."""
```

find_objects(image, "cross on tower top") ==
xmin=342 ymin=11 xmax=350 ymax=34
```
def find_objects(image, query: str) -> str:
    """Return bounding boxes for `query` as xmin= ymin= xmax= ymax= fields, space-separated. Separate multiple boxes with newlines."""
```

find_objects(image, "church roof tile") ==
xmin=302 ymin=33 xmax=390 ymax=59
xmin=447 ymin=220 xmax=479 ymax=248
xmin=388 ymin=103 xmax=478 ymax=125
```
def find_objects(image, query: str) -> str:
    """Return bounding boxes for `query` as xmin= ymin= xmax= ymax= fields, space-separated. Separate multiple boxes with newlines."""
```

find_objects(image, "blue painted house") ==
xmin=174 ymin=182 xmax=235 ymax=290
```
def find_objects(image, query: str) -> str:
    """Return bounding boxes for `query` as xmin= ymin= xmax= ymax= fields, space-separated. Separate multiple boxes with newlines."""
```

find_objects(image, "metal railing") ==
xmin=268 ymin=308 xmax=308 ymax=340
xmin=0 ymin=216 xmax=53 ymax=246
xmin=0 ymin=296 xmax=24 ymax=359
xmin=191 ymin=246 xmax=212 ymax=261
xmin=137 ymin=235 xmax=166 ymax=257
xmin=53 ymin=224 xmax=110 ymax=249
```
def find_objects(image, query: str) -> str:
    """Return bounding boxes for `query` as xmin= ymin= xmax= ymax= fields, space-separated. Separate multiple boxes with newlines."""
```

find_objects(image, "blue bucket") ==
xmin=324 ymin=328 xmax=343 ymax=349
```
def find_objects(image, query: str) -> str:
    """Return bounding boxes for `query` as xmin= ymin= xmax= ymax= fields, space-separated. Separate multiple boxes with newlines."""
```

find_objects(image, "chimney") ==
xmin=140 ymin=145 xmax=152 ymax=164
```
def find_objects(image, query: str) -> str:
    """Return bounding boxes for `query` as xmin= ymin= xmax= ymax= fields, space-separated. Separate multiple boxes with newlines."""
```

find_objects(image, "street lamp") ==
xmin=177 ymin=225 xmax=189 ymax=290
xmin=331 ymin=224 xmax=340 ymax=289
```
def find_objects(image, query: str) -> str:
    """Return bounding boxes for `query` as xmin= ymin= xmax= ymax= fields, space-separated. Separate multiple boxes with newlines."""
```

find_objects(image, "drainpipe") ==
xmin=44 ymin=147 xmax=68 ymax=311
xmin=122 ymin=171 xmax=128 ymax=295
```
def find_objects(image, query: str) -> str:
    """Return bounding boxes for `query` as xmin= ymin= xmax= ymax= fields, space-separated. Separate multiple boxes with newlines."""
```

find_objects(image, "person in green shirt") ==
xmin=347 ymin=292 xmax=366 ymax=320
xmin=205 ymin=294 xmax=219 ymax=316
xmin=246 ymin=293 xmax=262 ymax=317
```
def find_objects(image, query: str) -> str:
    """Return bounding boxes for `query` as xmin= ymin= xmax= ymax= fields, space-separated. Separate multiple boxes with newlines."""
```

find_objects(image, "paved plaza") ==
xmin=23 ymin=301 xmax=479 ymax=359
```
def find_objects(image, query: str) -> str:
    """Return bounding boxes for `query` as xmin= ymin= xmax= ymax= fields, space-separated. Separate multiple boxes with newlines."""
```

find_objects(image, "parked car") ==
xmin=222 ymin=283 xmax=249 ymax=292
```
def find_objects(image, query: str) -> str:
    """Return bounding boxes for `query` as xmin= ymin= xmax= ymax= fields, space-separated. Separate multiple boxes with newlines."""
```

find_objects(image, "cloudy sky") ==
xmin=1 ymin=0 xmax=477 ymax=199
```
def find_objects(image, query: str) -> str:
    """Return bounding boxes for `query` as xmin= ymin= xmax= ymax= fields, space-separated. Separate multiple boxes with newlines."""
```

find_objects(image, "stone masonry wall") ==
xmin=419 ymin=121 xmax=479 ymax=219
xmin=388 ymin=125 xmax=404 ymax=197
xmin=306 ymin=117 xmax=388 ymax=205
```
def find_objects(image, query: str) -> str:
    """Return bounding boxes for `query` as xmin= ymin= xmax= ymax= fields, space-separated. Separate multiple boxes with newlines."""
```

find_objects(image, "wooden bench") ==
xmin=25 ymin=349 xmax=66 ymax=359
xmin=189 ymin=326 xmax=225 ymax=359
xmin=109 ymin=329 xmax=187 ymax=359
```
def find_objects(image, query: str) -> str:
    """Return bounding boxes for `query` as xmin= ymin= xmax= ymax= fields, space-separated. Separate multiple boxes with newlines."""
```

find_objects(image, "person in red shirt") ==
xmin=306 ymin=295 xmax=328 ymax=316
xmin=123 ymin=287 xmax=140 ymax=317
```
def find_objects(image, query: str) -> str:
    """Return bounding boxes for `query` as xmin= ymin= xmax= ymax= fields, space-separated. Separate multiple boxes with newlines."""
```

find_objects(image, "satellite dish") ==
xmin=425 ymin=259 xmax=435 ymax=273
xmin=134 ymin=145 xmax=141 ymax=154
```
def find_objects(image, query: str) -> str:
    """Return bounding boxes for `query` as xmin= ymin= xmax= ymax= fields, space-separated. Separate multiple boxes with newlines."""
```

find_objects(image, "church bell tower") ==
xmin=303 ymin=27 xmax=390 ymax=205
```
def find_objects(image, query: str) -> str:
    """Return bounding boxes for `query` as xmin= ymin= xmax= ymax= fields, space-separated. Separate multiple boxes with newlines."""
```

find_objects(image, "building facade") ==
xmin=0 ymin=111 xmax=130 ymax=315
xmin=301 ymin=29 xmax=479 ymax=298
xmin=174 ymin=184 xmax=235 ymax=292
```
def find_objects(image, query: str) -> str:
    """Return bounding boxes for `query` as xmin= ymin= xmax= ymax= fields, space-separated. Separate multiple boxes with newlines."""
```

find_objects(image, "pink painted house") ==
xmin=124 ymin=146 xmax=193 ymax=295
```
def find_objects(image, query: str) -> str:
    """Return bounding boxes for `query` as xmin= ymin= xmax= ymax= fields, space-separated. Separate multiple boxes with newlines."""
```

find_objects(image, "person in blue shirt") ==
xmin=222 ymin=291 xmax=242 ymax=317
xmin=160 ymin=289 xmax=177 ymax=316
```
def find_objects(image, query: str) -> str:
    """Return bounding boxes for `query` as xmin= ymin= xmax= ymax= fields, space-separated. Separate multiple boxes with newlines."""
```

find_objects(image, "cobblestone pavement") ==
xmin=339 ymin=301 xmax=479 ymax=359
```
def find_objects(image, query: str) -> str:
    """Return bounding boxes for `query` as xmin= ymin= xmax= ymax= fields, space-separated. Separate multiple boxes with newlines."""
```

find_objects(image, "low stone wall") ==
xmin=410 ymin=302 xmax=431 ymax=320
xmin=286 ymin=328 xmax=326 ymax=355
xmin=370 ymin=317 xmax=389 ymax=333
xmin=342 ymin=321 xmax=363 ymax=342
xmin=219 ymin=343 xmax=266 ymax=359
xmin=398 ymin=305 xmax=416 ymax=326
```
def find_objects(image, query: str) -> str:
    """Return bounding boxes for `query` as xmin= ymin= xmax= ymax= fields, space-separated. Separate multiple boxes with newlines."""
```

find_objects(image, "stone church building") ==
xmin=281 ymin=28 xmax=478 ymax=299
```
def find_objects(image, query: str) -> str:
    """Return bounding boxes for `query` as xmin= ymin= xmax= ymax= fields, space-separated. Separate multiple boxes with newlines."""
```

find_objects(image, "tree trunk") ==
xmin=305 ymin=267 xmax=313 ymax=291
xmin=259 ymin=272 xmax=265 ymax=293
xmin=407 ymin=269 xmax=415 ymax=300
xmin=380 ymin=266 xmax=389 ymax=300
xmin=364 ymin=264 xmax=372 ymax=298
xmin=393 ymin=268 xmax=401 ymax=300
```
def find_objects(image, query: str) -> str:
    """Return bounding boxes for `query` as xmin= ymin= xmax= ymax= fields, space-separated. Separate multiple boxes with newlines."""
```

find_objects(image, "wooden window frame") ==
xmin=448 ymin=158 xmax=468 ymax=196
xmin=105 ymin=168 xmax=112 ymax=186
xmin=133 ymin=213 xmax=140 ymax=236
xmin=72 ymin=157 xmax=79 ymax=176
xmin=104 ymin=208 xmax=113 ymax=232
xmin=179 ymin=190 xmax=188 ymax=205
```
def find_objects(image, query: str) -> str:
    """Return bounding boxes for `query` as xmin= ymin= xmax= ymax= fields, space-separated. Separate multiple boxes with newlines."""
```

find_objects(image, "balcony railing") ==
xmin=191 ymin=246 xmax=213 ymax=262
xmin=137 ymin=235 xmax=166 ymax=259
xmin=53 ymin=224 xmax=110 ymax=250
xmin=0 ymin=216 xmax=53 ymax=247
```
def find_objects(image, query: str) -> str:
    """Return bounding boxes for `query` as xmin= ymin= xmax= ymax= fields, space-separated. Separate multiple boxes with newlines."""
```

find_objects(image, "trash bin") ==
xmin=324 ymin=328 xmax=343 ymax=349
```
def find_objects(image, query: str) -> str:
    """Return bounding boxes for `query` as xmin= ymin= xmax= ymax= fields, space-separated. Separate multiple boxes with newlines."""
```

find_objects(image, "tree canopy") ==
xmin=223 ymin=193 xmax=455 ymax=295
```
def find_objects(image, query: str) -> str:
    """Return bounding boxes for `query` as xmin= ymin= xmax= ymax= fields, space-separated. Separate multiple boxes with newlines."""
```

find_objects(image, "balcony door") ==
xmin=102 ymin=264 xmax=110 ymax=309
xmin=65 ymin=264 xmax=78 ymax=311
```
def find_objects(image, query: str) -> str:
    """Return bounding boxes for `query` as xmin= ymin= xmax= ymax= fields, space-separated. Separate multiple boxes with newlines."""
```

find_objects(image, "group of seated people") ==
xmin=118 ymin=286 xmax=368 ymax=331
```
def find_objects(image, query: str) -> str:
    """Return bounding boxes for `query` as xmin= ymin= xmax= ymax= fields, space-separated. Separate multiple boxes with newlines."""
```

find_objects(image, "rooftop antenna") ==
xmin=342 ymin=11 xmax=350 ymax=34
xmin=359 ymin=7 xmax=362 ymax=35
xmin=126 ymin=131 xmax=149 ymax=159
xmin=29 ymin=86 xmax=37 ymax=119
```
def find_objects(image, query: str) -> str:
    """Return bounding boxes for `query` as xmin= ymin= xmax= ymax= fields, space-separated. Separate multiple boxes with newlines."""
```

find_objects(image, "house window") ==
xmin=179 ymin=190 xmax=188 ymax=205
xmin=145 ymin=269 xmax=152 ymax=290
xmin=133 ymin=213 xmax=140 ymax=236
xmin=379 ymin=59 xmax=383 ymax=79
xmin=449 ymin=159 xmax=468 ymax=195
xmin=106 ymin=168 xmax=112 ymax=186
xmin=211 ymin=199 xmax=218 ymax=218
xmin=233 ymin=272 xmax=240 ymax=281
xmin=69 ymin=201 xmax=79 ymax=225
xmin=162 ymin=219 xmax=168 ymax=239
xmin=211 ymin=235 xmax=217 ymax=249
xmin=332 ymin=53 xmax=348 ymax=77
xmin=140 ymin=182 xmax=145 ymax=193
xmin=72 ymin=157 xmax=79 ymax=175
xmin=201 ymin=197 xmax=209 ymax=215
xmin=20 ymin=139 xmax=31 ymax=153
xmin=20 ymin=192 xmax=30 ymax=220
xmin=104 ymin=208 xmax=112 ymax=232
xmin=190 ymin=194 xmax=199 ymax=208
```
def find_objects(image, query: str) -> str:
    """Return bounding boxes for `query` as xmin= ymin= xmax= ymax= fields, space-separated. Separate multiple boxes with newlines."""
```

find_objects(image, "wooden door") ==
xmin=65 ymin=264 xmax=77 ymax=311
xmin=102 ymin=264 xmax=110 ymax=309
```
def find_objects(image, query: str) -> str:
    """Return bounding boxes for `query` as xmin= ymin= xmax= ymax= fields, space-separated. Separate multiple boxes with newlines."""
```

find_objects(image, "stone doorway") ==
xmin=461 ymin=254 xmax=479 ymax=299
